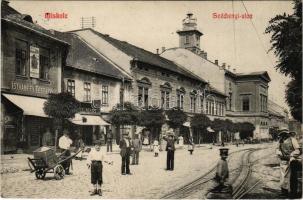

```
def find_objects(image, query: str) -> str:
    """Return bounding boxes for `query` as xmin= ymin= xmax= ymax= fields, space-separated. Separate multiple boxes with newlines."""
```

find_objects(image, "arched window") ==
xmin=160 ymin=82 xmax=172 ymax=109
xmin=176 ymin=87 xmax=186 ymax=110
xmin=137 ymin=77 xmax=152 ymax=107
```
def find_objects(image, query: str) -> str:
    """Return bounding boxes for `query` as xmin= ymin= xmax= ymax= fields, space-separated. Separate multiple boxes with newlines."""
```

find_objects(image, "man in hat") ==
xmin=131 ymin=134 xmax=142 ymax=165
xmin=119 ymin=132 xmax=132 ymax=175
xmin=163 ymin=130 xmax=177 ymax=171
xmin=58 ymin=128 xmax=73 ymax=175
xmin=106 ymin=129 xmax=113 ymax=152
xmin=211 ymin=148 xmax=230 ymax=192
xmin=276 ymin=129 xmax=301 ymax=197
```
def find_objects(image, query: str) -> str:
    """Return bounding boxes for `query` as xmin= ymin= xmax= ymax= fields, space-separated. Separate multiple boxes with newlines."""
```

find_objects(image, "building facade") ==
xmin=69 ymin=28 xmax=226 ymax=143
xmin=1 ymin=1 xmax=69 ymax=153
xmin=55 ymin=31 xmax=132 ymax=145
xmin=162 ymin=13 xmax=272 ymax=139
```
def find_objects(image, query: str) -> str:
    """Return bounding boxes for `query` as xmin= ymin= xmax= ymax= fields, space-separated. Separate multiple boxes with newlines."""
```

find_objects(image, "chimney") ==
xmin=156 ymin=48 xmax=159 ymax=54
xmin=233 ymin=68 xmax=236 ymax=73
xmin=222 ymin=63 xmax=226 ymax=68
xmin=204 ymin=52 xmax=207 ymax=59
xmin=162 ymin=47 xmax=166 ymax=53
xmin=227 ymin=65 xmax=230 ymax=70
xmin=215 ymin=60 xmax=218 ymax=65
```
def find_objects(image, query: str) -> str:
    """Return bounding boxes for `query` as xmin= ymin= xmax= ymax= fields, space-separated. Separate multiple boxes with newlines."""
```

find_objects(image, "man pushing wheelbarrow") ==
xmin=58 ymin=128 xmax=73 ymax=175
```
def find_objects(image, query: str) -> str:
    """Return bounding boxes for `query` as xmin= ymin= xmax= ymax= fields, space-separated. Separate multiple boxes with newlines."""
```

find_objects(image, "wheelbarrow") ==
xmin=27 ymin=146 xmax=82 ymax=180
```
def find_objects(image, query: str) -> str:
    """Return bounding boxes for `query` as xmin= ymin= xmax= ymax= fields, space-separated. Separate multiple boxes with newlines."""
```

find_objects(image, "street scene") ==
xmin=1 ymin=0 xmax=302 ymax=199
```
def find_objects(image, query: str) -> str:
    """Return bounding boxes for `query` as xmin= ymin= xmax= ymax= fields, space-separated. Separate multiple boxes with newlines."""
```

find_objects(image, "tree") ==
xmin=286 ymin=79 xmax=302 ymax=122
xmin=109 ymin=102 xmax=139 ymax=143
xmin=166 ymin=107 xmax=187 ymax=136
xmin=211 ymin=118 xmax=226 ymax=143
xmin=139 ymin=106 xmax=165 ymax=141
xmin=190 ymin=114 xmax=211 ymax=144
xmin=43 ymin=92 xmax=80 ymax=150
xmin=265 ymin=0 xmax=302 ymax=122
xmin=238 ymin=122 xmax=255 ymax=140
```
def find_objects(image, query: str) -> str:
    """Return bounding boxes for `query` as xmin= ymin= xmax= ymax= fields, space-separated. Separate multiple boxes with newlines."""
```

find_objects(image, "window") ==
xmin=242 ymin=96 xmax=250 ymax=111
xmin=185 ymin=35 xmax=190 ymax=44
xmin=177 ymin=93 xmax=184 ymax=110
xmin=161 ymin=91 xmax=170 ymax=109
xmin=102 ymin=85 xmax=108 ymax=105
xmin=138 ymin=86 xmax=148 ymax=107
xmin=67 ymin=80 xmax=75 ymax=97
xmin=120 ymin=88 xmax=124 ymax=105
xmin=211 ymin=101 xmax=214 ymax=115
xmin=260 ymin=94 xmax=267 ymax=112
xmin=228 ymin=93 xmax=232 ymax=110
xmin=39 ymin=47 xmax=50 ymax=80
xmin=215 ymin=102 xmax=218 ymax=115
xmin=200 ymin=97 xmax=204 ymax=113
xmin=15 ymin=40 xmax=28 ymax=76
xmin=206 ymin=101 xmax=209 ymax=114
xmin=190 ymin=96 xmax=196 ymax=113
xmin=84 ymin=82 xmax=91 ymax=102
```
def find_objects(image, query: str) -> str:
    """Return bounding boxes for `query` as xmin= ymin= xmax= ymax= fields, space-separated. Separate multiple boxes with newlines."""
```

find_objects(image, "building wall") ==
xmin=1 ymin=23 xmax=64 ymax=98
xmin=63 ymin=68 xmax=130 ymax=113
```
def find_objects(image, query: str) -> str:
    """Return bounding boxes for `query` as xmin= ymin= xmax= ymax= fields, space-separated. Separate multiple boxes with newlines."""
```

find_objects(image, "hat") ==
xmin=278 ymin=129 xmax=289 ymax=137
xmin=122 ymin=132 xmax=129 ymax=136
xmin=219 ymin=148 xmax=229 ymax=156
xmin=289 ymin=131 xmax=297 ymax=136
xmin=167 ymin=129 xmax=174 ymax=135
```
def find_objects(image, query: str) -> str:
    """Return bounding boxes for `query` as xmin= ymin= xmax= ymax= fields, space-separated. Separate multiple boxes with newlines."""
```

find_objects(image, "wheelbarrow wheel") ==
xmin=54 ymin=164 xmax=65 ymax=180
xmin=35 ymin=169 xmax=46 ymax=179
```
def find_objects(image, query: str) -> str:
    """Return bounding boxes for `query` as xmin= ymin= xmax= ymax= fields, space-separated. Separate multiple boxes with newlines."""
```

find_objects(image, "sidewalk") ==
xmin=1 ymin=143 xmax=274 ymax=198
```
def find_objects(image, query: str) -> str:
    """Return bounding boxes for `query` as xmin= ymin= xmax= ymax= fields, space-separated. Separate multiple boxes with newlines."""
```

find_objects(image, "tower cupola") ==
xmin=177 ymin=13 xmax=203 ymax=53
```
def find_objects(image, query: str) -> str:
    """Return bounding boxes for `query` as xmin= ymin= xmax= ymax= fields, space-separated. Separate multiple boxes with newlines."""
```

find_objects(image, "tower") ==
xmin=177 ymin=13 xmax=203 ymax=53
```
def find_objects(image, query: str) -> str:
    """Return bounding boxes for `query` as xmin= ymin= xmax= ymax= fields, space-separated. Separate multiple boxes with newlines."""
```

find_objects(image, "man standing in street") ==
xmin=164 ymin=130 xmax=176 ymax=171
xmin=276 ymin=129 xmax=301 ymax=198
xmin=59 ymin=128 xmax=73 ymax=175
xmin=106 ymin=129 xmax=113 ymax=152
xmin=119 ymin=132 xmax=132 ymax=175
xmin=132 ymin=134 xmax=142 ymax=165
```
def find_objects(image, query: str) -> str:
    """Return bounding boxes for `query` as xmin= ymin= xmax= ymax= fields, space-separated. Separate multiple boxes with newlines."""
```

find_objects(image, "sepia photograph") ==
xmin=1 ymin=0 xmax=302 ymax=199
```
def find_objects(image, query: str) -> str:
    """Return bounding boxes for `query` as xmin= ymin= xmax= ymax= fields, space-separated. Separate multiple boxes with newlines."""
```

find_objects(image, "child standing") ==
xmin=87 ymin=142 xmax=113 ymax=196
xmin=153 ymin=139 xmax=160 ymax=157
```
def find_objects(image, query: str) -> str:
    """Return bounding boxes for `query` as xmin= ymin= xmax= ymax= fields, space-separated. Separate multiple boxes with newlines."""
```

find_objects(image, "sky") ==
xmin=10 ymin=0 xmax=294 ymax=111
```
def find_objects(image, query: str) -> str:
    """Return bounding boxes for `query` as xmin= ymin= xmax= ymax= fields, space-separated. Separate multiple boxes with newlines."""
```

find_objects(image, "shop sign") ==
xmin=79 ymin=102 xmax=100 ymax=114
xmin=30 ymin=46 xmax=40 ymax=78
xmin=11 ymin=81 xmax=54 ymax=95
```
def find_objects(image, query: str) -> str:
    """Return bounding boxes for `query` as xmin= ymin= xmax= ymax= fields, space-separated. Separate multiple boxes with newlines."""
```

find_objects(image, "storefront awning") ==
xmin=3 ymin=93 xmax=48 ymax=117
xmin=69 ymin=113 xmax=110 ymax=126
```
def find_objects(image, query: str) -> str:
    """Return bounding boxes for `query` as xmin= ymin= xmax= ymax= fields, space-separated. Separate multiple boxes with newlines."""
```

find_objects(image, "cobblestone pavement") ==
xmin=1 ymin=143 xmax=273 ymax=198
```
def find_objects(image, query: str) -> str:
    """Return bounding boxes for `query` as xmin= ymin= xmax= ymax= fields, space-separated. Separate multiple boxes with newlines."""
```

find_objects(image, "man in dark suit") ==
xmin=119 ymin=132 xmax=132 ymax=175
xmin=106 ymin=129 xmax=113 ymax=152
xmin=163 ymin=131 xmax=177 ymax=171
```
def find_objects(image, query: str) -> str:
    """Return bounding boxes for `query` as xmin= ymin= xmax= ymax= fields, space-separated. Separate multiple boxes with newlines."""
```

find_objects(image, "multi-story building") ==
xmin=54 ymin=31 xmax=132 ymax=145
xmin=162 ymin=13 xmax=272 ymax=139
xmin=68 ymin=28 xmax=226 ymax=143
xmin=268 ymin=99 xmax=289 ymax=130
xmin=1 ymin=1 xmax=69 ymax=152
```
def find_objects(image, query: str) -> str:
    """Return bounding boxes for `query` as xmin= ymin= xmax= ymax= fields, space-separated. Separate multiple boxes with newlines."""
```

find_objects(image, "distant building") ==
xmin=68 ymin=28 xmax=226 ymax=144
xmin=1 ymin=1 xmax=69 ymax=153
xmin=162 ymin=13 xmax=271 ymax=139
xmin=268 ymin=99 xmax=289 ymax=130
xmin=54 ymin=31 xmax=132 ymax=146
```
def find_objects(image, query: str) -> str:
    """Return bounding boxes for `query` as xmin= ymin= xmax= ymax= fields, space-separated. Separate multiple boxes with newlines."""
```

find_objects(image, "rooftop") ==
xmin=70 ymin=28 xmax=206 ymax=84
xmin=54 ymin=31 xmax=131 ymax=81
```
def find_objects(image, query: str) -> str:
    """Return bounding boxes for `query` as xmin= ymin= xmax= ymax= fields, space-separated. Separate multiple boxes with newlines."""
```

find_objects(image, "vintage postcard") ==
xmin=1 ymin=0 xmax=302 ymax=199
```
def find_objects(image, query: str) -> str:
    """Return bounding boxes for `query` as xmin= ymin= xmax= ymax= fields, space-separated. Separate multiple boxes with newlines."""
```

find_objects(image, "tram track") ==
xmin=161 ymin=147 xmax=265 ymax=199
